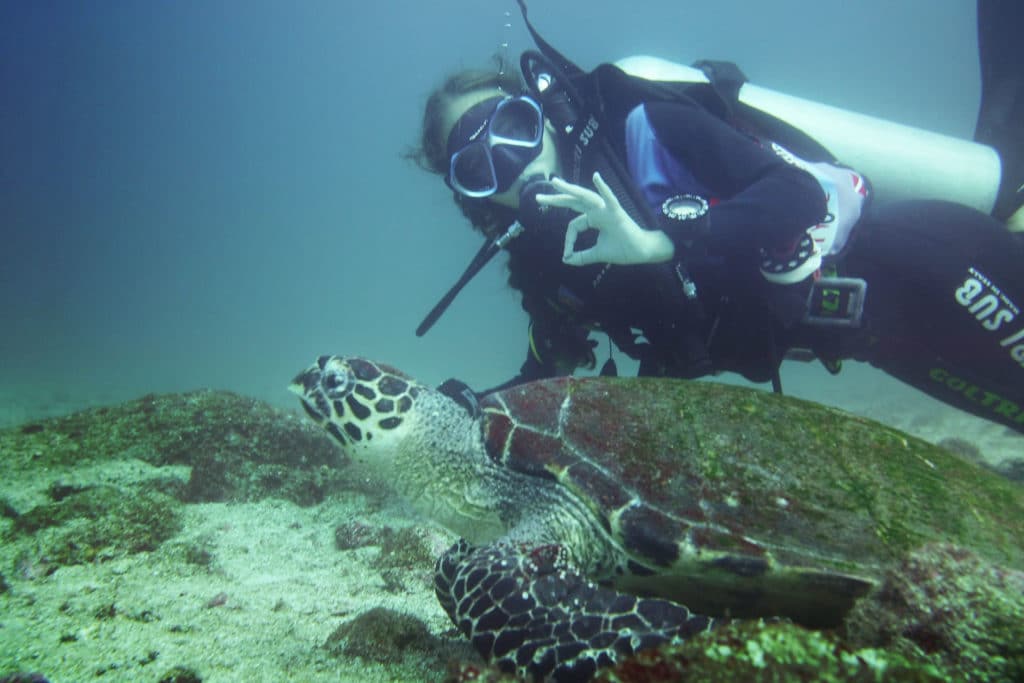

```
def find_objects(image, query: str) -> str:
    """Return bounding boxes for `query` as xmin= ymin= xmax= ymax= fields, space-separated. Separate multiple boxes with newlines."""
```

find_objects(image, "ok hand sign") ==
xmin=535 ymin=172 xmax=674 ymax=266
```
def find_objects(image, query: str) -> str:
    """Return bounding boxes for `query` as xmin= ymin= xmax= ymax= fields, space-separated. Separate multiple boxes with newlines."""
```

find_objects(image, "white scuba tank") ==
xmin=615 ymin=55 xmax=1002 ymax=214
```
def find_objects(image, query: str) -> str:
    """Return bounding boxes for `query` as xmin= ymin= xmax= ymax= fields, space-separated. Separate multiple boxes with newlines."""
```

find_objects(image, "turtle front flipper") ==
xmin=436 ymin=539 xmax=714 ymax=681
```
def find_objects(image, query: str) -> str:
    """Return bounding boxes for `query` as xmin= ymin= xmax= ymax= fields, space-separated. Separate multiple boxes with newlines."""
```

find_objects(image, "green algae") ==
xmin=597 ymin=621 xmax=949 ymax=682
xmin=0 ymin=390 xmax=344 ymax=507
xmin=582 ymin=377 xmax=1024 ymax=573
xmin=845 ymin=544 xmax=1024 ymax=683
xmin=9 ymin=486 xmax=182 ymax=568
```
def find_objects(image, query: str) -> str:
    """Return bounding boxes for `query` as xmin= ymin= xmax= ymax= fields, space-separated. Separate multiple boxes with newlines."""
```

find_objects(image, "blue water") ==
xmin=0 ymin=1 xmax=982 ymax=424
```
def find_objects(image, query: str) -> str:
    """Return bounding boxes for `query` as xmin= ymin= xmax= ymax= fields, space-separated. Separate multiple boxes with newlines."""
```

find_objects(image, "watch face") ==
xmin=663 ymin=194 xmax=709 ymax=221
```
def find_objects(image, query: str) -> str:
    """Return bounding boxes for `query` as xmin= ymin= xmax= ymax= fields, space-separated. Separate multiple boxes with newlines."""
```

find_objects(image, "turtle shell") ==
xmin=479 ymin=376 xmax=1024 ymax=625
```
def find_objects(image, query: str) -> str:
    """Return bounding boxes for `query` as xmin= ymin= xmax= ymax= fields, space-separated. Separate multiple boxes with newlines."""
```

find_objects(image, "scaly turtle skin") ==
xmin=290 ymin=355 xmax=1024 ymax=681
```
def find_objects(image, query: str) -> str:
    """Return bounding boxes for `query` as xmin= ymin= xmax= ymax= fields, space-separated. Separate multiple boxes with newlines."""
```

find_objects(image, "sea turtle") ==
xmin=290 ymin=355 xmax=1024 ymax=681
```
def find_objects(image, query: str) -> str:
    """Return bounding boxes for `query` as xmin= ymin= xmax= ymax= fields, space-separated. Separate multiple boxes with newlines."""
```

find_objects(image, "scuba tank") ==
xmin=614 ymin=55 xmax=1002 ymax=215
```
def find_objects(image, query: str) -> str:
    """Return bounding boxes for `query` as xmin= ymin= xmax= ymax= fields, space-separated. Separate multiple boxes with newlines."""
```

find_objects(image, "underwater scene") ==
xmin=2 ymin=1 xmax=1022 ymax=681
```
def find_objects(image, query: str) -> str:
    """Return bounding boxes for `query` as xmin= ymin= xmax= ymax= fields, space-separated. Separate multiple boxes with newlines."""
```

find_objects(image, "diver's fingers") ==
xmin=591 ymin=172 xmax=614 ymax=204
xmin=562 ymin=214 xmax=593 ymax=264
xmin=549 ymin=177 xmax=604 ymax=208
xmin=561 ymin=245 xmax=598 ymax=266
xmin=568 ymin=212 xmax=592 ymax=233
xmin=535 ymin=192 xmax=584 ymax=212
xmin=563 ymin=246 xmax=600 ymax=267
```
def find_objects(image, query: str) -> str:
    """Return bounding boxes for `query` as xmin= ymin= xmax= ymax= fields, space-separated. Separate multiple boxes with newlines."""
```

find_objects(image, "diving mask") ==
xmin=445 ymin=95 xmax=544 ymax=198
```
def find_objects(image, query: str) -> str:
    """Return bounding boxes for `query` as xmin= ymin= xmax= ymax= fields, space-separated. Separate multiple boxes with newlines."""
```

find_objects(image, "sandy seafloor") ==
xmin=0 ymin=463 xmax=474 ymax=682
xmin=0 ymin=360 xmax=1021 ymax=683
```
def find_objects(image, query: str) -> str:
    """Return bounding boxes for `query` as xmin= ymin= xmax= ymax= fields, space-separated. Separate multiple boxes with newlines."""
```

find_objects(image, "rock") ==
xmin=156 ymin=666 xmax=203 ymax=683
xmin=0 ymin=390 xmax=346 ymax=506
xmin=322 ymin=607 xmax=473 ymax=682
xmin=324 ymin=606 xmax=438 ymax=663
xmin=11 ymin=487 xmax=182 ymax=568
xmin=596 ymin=621 xmax=949 ymax=682
xmin=844 ymin=543 xmax=1024 ymax=682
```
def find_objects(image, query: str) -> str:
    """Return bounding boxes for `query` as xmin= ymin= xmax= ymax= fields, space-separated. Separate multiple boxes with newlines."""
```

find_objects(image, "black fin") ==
xmin=975 ymin=0 xmax=1024 ymax=220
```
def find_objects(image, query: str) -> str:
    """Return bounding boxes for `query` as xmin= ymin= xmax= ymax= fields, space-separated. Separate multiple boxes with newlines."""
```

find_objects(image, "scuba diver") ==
xmin=409 ymin=0 xmax=1024 ymax=436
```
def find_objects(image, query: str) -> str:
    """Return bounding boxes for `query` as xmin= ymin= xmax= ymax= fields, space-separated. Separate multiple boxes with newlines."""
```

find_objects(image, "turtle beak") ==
xmin=290 ymin=365 xmax=321 ymax=397
xmin=289 ymin=365 xmax=327 ymax=422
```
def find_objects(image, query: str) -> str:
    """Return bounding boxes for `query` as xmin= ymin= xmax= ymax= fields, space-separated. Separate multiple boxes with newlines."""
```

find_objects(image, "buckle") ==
xmin=803 ymin=277 xmax=867 ymax=327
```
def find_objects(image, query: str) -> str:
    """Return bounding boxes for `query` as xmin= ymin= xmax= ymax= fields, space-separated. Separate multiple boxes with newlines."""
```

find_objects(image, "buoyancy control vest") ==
xmin=511 ymin=0 xmax=880 ymax=378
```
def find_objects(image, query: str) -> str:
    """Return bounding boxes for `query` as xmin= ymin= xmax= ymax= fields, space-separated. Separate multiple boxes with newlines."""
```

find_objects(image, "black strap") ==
xmin=437 ymin=378 xmax=482 ymax=418
xmin=692 ymin=59 xmax=748 ymax=121
xmin=516 ymin=0 xmax=585 ymax=82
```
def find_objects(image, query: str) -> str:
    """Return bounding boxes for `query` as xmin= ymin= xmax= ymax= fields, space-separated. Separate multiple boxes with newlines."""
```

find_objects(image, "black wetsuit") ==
xmin=840 ymin=200 xmax=1024 ymax=433
xmin=496 ymin=66 xmax=1024 ymax=436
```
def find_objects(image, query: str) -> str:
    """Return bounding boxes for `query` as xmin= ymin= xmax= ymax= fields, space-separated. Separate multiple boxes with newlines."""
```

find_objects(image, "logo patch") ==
xmin=954 ymin=267 xmax=1024 ymax=368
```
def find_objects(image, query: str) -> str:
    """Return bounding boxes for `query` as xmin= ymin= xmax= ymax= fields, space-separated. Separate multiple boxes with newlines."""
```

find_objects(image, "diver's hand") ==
xmin=535 ymin=173 xmax=674 ymax=266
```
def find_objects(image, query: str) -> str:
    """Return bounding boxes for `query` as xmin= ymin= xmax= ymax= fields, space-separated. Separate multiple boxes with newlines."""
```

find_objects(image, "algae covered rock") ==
xmin=323 ymin=607 xmax=474 ymax=682
xmin=845 ymin=543 xmax=1024 ymax=683
xmin=2 ymin=390 xmax=344 ymax=505
xmin=323 ymin=606 xmax=438 ymax=662
xmin=596 ymin=621 xmax=949 ymax=682
xmin=11 ymin=486 xmax=182 ymax=567
xmin=0 ymin=390 xmax=353 ymax=576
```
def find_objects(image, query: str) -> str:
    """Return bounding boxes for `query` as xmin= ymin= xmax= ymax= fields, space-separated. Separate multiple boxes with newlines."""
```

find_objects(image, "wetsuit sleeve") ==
xmin=643 ymin=99 xmax=826 ymax=252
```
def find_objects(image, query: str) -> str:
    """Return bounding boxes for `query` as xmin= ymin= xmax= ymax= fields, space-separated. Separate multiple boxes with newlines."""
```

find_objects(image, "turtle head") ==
xmin=289 ymin=355 xmax=426 ymax=457
xmin=291 ymin=355 xmax=507 ymax=539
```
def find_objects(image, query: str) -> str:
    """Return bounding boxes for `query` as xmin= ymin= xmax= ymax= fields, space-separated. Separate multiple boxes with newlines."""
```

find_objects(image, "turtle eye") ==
xmin=321 ymin=368 xmax=352 ymax=399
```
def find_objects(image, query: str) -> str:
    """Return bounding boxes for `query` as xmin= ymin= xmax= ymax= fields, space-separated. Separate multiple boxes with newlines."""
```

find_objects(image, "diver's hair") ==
xmin=407 ymin=65 xmax=524 ymax=175
xmin=405 ymin=64 xmax=525 ymax=238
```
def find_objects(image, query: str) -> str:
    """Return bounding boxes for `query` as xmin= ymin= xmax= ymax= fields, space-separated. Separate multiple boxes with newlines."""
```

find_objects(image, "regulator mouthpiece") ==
xmin=518 ymin=175 xmax=577 ymax=232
